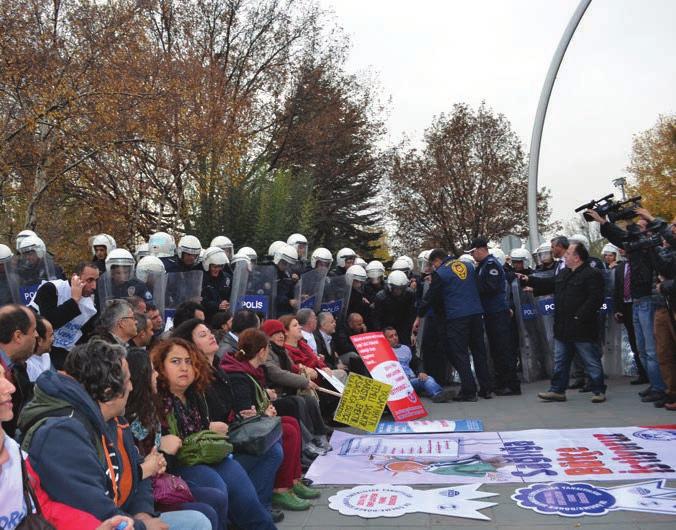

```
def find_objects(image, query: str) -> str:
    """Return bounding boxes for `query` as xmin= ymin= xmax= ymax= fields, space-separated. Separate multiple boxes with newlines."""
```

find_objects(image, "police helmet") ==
xmin=311 ymin=247 xmax=333 ymax=269
xmin=336 ymin=248 xmax=357 ymax=268
xmin=15 ymin=230 xmax=37 ymax=251
xmin=345 ymin=264 xmax=367 ymax=285
xmin=90 ymin=234 xmax=117 ymax=256
xmin=202 ymin=247 xmax=229 ymax=272
xmin=365 ymin=260 xmax=385 ymax=279
xmin=149 ymin=232 xmax=176 ymax=258
xmin=273 ymin=244 xmax=298 ymax=266
xmin=106 ymin=248 xmax=136 ymax=274
xmin=387 ymin=270 xmax=409 ymax=288
xmin=136 ymin=256 xmax=165 ymax=282
xmin=17 ymin=236 xmax=47 ymax=259
xmin=0 ymin=244 xmax=13 ymax=264
xmin=176 ymin=235 xmax=202 ymax=257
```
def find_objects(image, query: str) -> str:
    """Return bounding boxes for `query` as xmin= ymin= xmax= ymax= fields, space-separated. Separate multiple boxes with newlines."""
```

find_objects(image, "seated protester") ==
xmin=26 ymin=314 xmax=54 ymax=382
xmin=210 ymin=309 xmax=232 ymax=345
xmin=151 ymin=338 xmax=277 ymax=529
xmin=220 ymin=329 xmax=321 ymax=511
xmin=0 ymin=304 xmax=37 ymax=438
xmin=28 ymin=261 xmax=99 ymax=369
xmin=216 ymin=309 xmax=259 ymax=359
xmin=91 ymin=299 xmax=138 ymax=350
xmin=170 ymin=301 xmax=206 ymax=330
xmin=130 ymin=313 xmax=154 ymax=349
xmin=297 ymin=308 xmax=318 ymax=353
xmin=18 ymin=340 xmax=211 ymax=530
xmin=333 ymin=312 xmax=371 ymax=377
xmin=126 ymin=348 xmax=229 ymax=530
xmin=260 ymin=319 xmax=332 ymax=452
xmin=384 ymin=327 xmax=453 ymax=403
xmin=0 ymin=362 xmax=135 ymax=529
xmin=312 ymin=311 xmax=344 ymax=370
xmin=278 ymin=314 xmax=346 ymax=382
xmin=170 ymin=320 xmax=287 ymax=521
xmin=200 ymin=247 xmax=232 ymax=322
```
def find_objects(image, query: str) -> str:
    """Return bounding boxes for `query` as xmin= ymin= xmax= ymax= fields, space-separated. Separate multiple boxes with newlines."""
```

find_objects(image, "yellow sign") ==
xmin=333 ymin=373 xmax=392 ymax=432
xmin=451 ymin=260 xmax=468 ymax=280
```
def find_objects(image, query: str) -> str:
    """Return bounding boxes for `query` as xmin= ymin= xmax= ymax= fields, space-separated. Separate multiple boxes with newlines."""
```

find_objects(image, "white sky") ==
xmin=318 ymin=0 xmax=676 ymax=226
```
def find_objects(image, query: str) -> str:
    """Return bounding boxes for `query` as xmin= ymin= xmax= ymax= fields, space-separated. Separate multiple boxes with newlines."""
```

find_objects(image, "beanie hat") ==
xmin=261 ymin=319 xmax=285 ymax=338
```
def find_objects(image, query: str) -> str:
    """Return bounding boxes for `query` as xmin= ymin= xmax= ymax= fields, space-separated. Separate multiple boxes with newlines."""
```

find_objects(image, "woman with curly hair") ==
xmin=151 ymin=338 xmax=279 ymax=529
xmin=126 ymin=348 xmax=229 ymax=529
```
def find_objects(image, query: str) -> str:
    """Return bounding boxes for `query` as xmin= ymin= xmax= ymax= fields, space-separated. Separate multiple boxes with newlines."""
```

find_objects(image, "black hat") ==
xmin=466 ymin=237 xmax=488 ymax=253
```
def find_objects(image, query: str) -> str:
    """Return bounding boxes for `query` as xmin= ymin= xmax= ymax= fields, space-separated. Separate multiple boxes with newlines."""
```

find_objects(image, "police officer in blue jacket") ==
xmin=415 ymin=248 xmax=492 ymax=401
xmin=468 ymin=237 xmax=521 ymax=396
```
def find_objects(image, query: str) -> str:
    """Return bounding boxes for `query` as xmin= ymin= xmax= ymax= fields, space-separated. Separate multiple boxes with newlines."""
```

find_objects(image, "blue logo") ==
xmin=632 ymin=429 xmax=676 ymax=441
xmin=20 ymin=284 xmax=39 ymax=305
xmin=537 ymin=297 xmax=555 ymax=316
xmin=237 ymin=295 xmax=270 ymax=318
xmin=439 ymin=489 xmax=460 ymax=497
xmin=321 ymin=299 xmax=343 ymax=316
xmin=512 ymin=482 xmax=616 ymax=517
xmin=600 ymin=296 xmax=613 ymax=315
xmin=300 ymin=295 xmax=317 ymax=309
xmin=521 ymin=303 xmax=537 ymax=321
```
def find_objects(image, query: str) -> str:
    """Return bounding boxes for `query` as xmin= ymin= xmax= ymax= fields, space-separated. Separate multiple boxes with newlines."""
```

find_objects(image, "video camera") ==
xmin=575 ymin=193 xmax=642 ymax=223
xmin=622 ymin=220 xmax=663 ymax=253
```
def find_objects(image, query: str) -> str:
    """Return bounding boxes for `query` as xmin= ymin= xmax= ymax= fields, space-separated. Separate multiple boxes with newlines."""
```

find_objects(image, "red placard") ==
xmin=350 ymin=332 xmax=427 ymax=421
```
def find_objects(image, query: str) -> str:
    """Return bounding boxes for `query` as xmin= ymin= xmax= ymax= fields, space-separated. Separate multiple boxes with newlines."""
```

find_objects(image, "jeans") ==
xmin=550 ymin=340 xmax=606 ymax=394
xmin=175 ymin=456 xmax=276 ymax=530
xmin=632 ymin=297 xmax=665 ymax=392
xmin=410 ymin=375 xmax=443 ymax=397
xmin=180 ymin=486 xmax=230 ymax=530
xmin=234 ymin=439 xmax=283 ymax=507
xmin=160 ymin=509 xmax=211 ymax=530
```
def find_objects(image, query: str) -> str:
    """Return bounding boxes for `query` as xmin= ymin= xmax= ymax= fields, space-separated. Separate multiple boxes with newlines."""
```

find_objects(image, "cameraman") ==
xmin=586 ymin=207 xmax=673 ymax=407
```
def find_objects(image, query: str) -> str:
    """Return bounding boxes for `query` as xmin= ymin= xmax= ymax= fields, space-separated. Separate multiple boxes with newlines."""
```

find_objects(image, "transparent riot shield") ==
xmin=600 ymin=268 xmax=627 ymax=376
xmin=97 ymin=268 xmax=153 ymax=308
xmin=163 ymin=270 xmax=204 ymax=328
xmin=511 ymin=278 xmax=551 ymax=382
xmin=135 ymin=270 xmax=168 ymax=318
xmin=6 ymin=254 xmax=57 ymax=305
xmin=414 ymin=281 xmax=430 ymax=359
xmin=321 ymin=274 xmax=347 ymax=318
xmin=231 ymin=263 xmax=277 ymax=319
xmin=294 ymin=268 xmax=328 ymax=313
xmin=531 ymin=270 xmax=556 ymax=377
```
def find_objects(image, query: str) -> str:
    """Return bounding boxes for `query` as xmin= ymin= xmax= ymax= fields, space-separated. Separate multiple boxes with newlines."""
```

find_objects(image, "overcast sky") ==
xmin=318 ymin=0 xmax=675 ymax=227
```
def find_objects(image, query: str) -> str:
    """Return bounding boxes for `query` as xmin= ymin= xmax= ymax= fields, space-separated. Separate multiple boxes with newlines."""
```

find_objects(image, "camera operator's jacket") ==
xmin=601 ymin=222 xmax=654 ymax=300
xmin=528 ymin=262 xmax=604 ymax=342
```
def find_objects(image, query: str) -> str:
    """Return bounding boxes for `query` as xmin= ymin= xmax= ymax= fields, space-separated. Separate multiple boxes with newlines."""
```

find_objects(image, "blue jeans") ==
xmin=160 ymin=509 xmax=211 ymax=529
xmin=234 ymin=440 xmax=283 ymax=508
xmin=632 ymin=297 xmax=665 ymax=392
xmin=550 ymin=340 xmax=606 ymax=394
xmin=410 ymin=375 xmax=443 ymax=397
xmin=180 ymin=486 xmax=229 ymax=530
xmin=175 ymin=456 xmax=276 ymax=530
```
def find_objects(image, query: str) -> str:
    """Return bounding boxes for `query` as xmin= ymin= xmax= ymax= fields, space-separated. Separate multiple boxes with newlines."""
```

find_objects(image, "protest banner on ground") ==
xmin=306 ymin=425 xmax=676 ymax=485
xmin=333 ymin=373 xmax=392 ymax=432
xmin=350 ymin=332 xmax=427 ymax=422
xmin=375 ymin=419 xmax=484 ymax=434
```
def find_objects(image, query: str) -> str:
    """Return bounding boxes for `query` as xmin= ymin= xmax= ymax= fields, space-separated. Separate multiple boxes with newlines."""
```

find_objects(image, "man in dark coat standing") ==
xmin=523 ymin=243 xmax=607 ymax=403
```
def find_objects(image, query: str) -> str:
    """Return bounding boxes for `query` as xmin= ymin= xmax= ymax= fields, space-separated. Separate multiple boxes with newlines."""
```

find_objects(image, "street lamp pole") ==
xmin=527 ymin=0 xmax=592 ymax=251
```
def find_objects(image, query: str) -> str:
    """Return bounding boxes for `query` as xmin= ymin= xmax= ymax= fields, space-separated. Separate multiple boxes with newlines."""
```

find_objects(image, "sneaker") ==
xmin=452 ymin=393 xmax=478 ymax=402
xmin=638 ymin=387 xmax=652 ymax=397
xmin=272 ymin=491 xmax=311 ymax=511
xmin=431 ymin=389 xmax=454 ymax=403
xmin=270 ymin=509 xmax=285 ymax=523
xmin=591 ymin=393 xmax=606 ymax=403
xmin=293 ymin=481 xmax=321 ymax=499
xmin=304 ymin=442 xmax=327 ymax=457
xmin=665 ymin=402 xmax=676 ymax=411
xmin=313 ymin=435 xmax=333 ymax=452
xmin=537 ymin=391 xmax=566 ymax=402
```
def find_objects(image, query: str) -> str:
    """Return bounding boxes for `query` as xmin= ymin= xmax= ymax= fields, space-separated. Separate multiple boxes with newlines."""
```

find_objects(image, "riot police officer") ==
xmin=90 ymin=233 xmax=116 ymax=274
xmin=468 ymin=237 xmax=521 ymax=396
xmin=201 ymin=246 xmax=232 ymax=321
xmin=165 ymin=235 xmax=202 ymax=272
xmin=372 ymin=270 xmax=416 ymax=347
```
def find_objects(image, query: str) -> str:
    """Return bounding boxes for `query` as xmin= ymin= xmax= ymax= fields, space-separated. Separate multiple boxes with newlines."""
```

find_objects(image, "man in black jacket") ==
xmin=523 ymin=243 xmax=607 ymax=403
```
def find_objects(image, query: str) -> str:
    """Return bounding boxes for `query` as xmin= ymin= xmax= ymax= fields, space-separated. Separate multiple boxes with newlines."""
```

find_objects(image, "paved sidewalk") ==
xmin=279 ymin=376 xmax=675 ymax=529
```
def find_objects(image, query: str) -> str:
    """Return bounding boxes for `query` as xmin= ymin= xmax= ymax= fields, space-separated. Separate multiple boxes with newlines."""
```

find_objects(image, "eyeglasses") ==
xmin=120 ymin=316 xmax=136 ymax=322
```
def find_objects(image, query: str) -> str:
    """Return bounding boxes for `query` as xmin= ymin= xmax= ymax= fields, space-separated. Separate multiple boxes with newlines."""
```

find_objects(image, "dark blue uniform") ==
xmin=201 ymin=270 xmax=232 ymax=322
xmin=476 ymin=254 xmax=520 ymax=393
xmin=419 ymin=256 xmax=492 ymax=399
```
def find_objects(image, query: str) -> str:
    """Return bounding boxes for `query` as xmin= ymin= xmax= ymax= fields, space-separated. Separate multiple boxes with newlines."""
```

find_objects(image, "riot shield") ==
xmin=294 ymin=268 xmax=328 ymax=313
xmin=135 ymin=269 xmax=168 ymax=317
xmin=530 ymin=270 xmax=556 ymax=377
xmin=97 ymin=267 xmax=152 ymax=307
xmin=600 ymin=269 xmax=627 ymax=376
xmin=230 ymin=263 xmax=277 ymax=319
xmin=321 ymin=274 xmax=347 ymax=318
xmin=163 ymin=270 xmax=203 ymax=326
xmin=511 ymin=278 xmax=551 ymax=382
xmin=6 ymin=254 xmax=57 ymax=305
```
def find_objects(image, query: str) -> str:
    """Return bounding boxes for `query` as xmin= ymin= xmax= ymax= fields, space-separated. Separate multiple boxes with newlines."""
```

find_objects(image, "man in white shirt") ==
xmin=297 ymin=308 xmax=318 ymax=353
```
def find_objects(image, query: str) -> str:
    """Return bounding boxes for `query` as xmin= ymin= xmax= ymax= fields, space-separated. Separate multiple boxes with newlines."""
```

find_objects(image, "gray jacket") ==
xmin=264 ymin=347 xmax=310 ymax=394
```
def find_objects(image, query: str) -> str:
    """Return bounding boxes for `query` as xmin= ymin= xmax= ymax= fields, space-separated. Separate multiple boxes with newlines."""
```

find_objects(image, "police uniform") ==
xmin=163 ymin=256 xmax=202 ymax=273
xmin=476 ymin=254 xmax=521 ymax=394
xmin=420 ymin=256 xmax=492 ymax=399
xmin=372 ymin=286 xmax=416 ymax=346
xmin=201 ymin=270 xmax=232 ymax=322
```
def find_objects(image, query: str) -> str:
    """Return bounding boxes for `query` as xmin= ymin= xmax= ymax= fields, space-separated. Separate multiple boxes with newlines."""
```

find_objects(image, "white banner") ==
xmin=306 ymin=425 xmax=676 ymax=485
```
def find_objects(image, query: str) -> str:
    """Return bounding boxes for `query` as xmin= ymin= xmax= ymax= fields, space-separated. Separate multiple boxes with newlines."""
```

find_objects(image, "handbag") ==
xmin=228 ymin=414 xmax=282 ymax=456
xmin=152 ymin=473 xmax=194 ymax=506
xmin=167 ymin=413 xmax=233 ymax=466
xmin=227 ymin=374 xmax=282 ymax=455
xmin=18 ymin=457 xmax=56 ymax=530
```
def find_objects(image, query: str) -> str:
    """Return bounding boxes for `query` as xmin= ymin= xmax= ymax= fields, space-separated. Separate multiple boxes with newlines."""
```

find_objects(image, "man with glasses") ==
xmin=96 ymin=299 xmax=138 ymax=351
